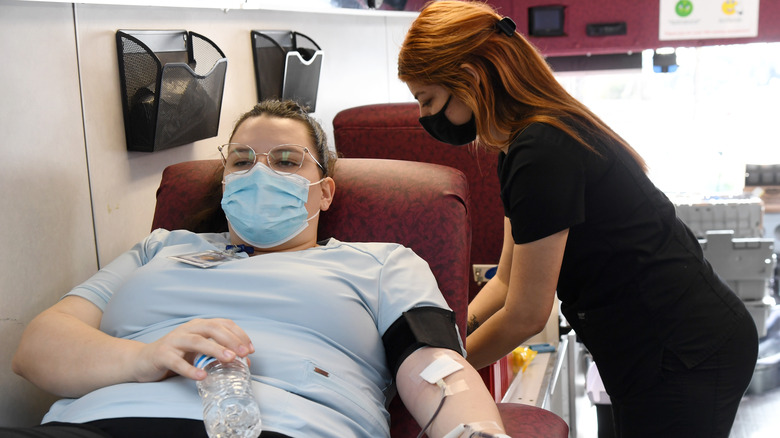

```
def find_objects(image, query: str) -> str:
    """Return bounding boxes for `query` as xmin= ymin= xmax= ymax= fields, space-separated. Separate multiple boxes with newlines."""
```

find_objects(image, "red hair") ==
xmin=399 ymin=0 xmax=647 ymax=171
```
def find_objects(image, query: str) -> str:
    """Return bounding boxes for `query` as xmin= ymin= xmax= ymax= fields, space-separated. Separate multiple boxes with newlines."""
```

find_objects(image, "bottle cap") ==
xmin=194 ymin=354 xmax=217 ymax=369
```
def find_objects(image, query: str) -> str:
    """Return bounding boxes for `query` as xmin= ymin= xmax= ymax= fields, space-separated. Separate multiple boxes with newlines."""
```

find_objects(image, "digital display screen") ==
xmin=528 ymin=6 xmax=565 ymax=37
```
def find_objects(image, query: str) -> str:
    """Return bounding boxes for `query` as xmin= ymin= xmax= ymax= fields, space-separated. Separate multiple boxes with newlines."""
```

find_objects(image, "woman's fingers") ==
xmin=185 ymin=318 xmax=254 ymax=358
xmin=199 ymin=318 xmax=255 ymax=356
xmin=134 ymin=318 xmax=254 ymax=382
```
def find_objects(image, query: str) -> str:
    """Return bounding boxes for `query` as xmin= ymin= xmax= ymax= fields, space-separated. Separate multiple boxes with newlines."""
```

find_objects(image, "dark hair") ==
xmin=182 ymin=100 xmax=335 ymax=233
xmin=398 ymin=0 xmax=647 ymax=172
xmin=230 ymin=100 xmax=335 ymax=177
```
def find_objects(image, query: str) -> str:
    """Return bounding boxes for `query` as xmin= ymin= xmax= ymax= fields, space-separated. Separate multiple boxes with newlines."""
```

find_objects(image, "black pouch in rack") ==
xmin=251 ymin=30 xmax=323 ymax=112
xmin=116 ymin=29 xmax=227 ymax=152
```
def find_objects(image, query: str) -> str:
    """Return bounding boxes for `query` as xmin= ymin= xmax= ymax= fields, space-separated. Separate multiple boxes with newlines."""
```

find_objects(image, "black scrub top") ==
xmin=498 ymin=123 xmax=750 ymax=398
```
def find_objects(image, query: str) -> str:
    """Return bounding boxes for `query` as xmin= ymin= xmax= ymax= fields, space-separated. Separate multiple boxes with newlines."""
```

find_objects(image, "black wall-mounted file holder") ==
xmin=251 ymin=30 xmax=323 ymax=112
xmin=116 ymin=30 xmax=227 ymax=152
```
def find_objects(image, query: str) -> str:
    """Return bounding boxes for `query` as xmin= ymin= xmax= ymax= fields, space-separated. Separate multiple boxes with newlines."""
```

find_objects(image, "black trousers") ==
xmin=609 ymin=311 xmax=758 ymax=438
xmin=0 ymin=418 xmax=292 ymax=438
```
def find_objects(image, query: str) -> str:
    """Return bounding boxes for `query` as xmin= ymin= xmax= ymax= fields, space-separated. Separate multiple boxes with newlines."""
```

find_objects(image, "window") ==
xmin=555 ymin=43 xmax=780 ymax=195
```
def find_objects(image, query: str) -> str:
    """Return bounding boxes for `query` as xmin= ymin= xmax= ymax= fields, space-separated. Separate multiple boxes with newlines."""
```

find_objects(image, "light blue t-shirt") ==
xmin=43 ymin=229 xmax=452 ymax=438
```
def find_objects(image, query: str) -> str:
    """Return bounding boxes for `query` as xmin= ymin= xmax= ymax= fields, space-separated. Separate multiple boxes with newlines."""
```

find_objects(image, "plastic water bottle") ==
xmin=195 ymin=354 xmax=262 ymax=438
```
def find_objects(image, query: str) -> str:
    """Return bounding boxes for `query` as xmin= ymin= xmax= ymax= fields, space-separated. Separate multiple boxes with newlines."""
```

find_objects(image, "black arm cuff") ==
xmin=382 ymin=306 xmax=463 ymax=378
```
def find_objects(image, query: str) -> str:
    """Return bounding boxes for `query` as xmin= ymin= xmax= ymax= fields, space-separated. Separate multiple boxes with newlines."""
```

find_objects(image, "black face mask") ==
xmin=418 ymin=95 xmax=477 ymax=146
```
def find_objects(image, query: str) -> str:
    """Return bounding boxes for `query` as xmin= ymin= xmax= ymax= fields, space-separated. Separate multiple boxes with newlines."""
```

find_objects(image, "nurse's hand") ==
xmin=133 ymin=318 xmax=255 ymax=383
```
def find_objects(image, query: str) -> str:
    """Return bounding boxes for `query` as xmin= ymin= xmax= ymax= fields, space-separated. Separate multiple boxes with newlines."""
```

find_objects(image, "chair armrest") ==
xmin=498 ymin=403 xmax=569 ymax=438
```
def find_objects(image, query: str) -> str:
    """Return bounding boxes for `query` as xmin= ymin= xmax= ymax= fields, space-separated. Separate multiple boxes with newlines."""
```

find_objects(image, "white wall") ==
xmin=0 ymin=0 xmax=416 ymax=426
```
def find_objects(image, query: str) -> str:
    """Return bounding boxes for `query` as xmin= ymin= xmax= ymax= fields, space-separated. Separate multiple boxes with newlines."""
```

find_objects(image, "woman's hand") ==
xmin=466 ymin=228 xmax=568 ymax=370
xmin=133 ymin=318 xmax=255 ymax=383
xmin=13 ymin=296 xmax=255 ymax=398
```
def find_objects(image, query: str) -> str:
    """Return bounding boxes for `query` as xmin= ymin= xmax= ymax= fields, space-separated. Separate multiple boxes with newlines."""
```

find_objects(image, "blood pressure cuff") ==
xmin=382 ymin=306 xmax=463 ymax=377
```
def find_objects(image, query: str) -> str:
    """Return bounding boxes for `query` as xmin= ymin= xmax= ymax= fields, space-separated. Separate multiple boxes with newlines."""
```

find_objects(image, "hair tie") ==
xmin=496 ymin=17 xmax=516 ymax=36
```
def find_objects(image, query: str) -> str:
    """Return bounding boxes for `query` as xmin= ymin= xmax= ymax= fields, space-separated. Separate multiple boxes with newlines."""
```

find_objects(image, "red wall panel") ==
xmin=405 ymin=0 xmax=780 ymax=56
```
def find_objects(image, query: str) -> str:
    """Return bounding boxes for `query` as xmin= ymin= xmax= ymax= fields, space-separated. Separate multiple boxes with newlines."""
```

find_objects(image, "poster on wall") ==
xmin=659 ymin=0 xmax=760 ymax=41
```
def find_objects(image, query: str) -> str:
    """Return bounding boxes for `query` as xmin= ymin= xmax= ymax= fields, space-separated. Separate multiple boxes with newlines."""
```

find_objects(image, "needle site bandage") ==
xmin=420 ymin=354 xmax=463 ymax=384
xmin=444 ymin=378 xmax=469 ymax=396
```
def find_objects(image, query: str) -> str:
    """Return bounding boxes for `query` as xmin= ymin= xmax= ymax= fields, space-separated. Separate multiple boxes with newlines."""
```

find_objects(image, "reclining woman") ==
xmin=9 ymin=100 xmax=508 ymax=438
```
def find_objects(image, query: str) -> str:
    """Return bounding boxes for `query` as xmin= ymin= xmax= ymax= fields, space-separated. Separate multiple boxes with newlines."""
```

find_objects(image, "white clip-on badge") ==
xmin=169 ymin=244 xmax=253 ymax=268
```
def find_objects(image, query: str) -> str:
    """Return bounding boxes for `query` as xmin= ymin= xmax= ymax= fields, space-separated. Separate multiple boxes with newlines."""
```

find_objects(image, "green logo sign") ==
xmin=675 ymin=0 xmax=694 ymax=17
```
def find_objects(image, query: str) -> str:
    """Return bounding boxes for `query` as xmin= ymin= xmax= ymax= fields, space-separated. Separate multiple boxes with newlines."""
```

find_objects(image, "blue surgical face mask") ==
xmin=221 ymin=163 xmax=322 ymax=249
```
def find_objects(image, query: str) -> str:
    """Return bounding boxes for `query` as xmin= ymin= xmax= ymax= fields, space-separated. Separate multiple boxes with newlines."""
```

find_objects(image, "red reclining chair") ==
xmin=333 ymin=102 xmax=504 ymax=303
xmin=333 ymin=103 xmax=516 ymax=399
xmin=151 ymin=157 xmax=568 ymax=438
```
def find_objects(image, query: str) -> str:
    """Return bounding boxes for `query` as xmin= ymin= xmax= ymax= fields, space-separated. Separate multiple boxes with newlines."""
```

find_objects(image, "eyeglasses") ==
xmin=218 ymin=143 xmax=325 ymax=176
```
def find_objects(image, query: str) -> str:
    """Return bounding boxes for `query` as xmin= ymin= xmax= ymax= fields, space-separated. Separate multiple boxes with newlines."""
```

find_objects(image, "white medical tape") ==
xmin=443 ymin=423 xmax=467 ymax=438
xmin=465 ymin=421 xmax=510 ymax=437
xmin=466 ymin=421 xmax=503 ymax=433
xmin=443 ymin=378 xmax=469 ymax=396
xmin=419 ymin=354 xmax=464 ymax=384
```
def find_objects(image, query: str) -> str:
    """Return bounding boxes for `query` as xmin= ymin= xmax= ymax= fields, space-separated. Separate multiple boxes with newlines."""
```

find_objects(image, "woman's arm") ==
xmin=467 ymin=217 xmax=514 ymax=333
xmin=466 ymin=228 xmax=567 ymax=370
xmin=12 ymin=295 xmax=254 ymax=398
xmin=397 ymin=347 xmax=506 ymax=437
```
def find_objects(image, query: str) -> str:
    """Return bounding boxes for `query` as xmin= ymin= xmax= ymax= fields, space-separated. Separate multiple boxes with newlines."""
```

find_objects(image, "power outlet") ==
xmin=472 ymin=264 xmax=498 ymax=285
